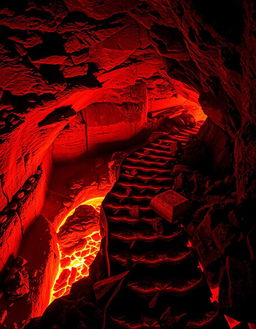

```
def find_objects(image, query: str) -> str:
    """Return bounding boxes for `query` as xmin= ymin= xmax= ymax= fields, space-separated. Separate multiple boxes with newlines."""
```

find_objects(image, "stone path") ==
xmin=102 ymin=124 xmax=229 ymax=329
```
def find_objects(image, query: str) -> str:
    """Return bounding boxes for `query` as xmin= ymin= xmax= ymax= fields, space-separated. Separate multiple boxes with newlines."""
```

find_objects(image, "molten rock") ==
xmin=52 ymin=205 xmax=101 ymax=300
xmin=58 ymin=205 xmax=99 ymax=254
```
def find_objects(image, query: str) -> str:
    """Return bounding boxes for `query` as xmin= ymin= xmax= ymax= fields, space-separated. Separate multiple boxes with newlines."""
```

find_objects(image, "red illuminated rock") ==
xmin=52 ymin=114 xmax=87 ymax=162
xmin=0 ymin=165 xmax=50 ymax=272
xmin=64 ymin=0 xmax=137 ymax=19
xmin=58 ymin=205 xmax=99 ymax=252
xmin=52 ymin=204 xmax=102 ymax=299
xmin=3 ymin=256 xmax=29 ymax=299
xmin=0 ymin=216 xmax=59 ymax=328
xmin=38 ymin=106 xmax=76 ymax=127
xmin=0 ymin=0 xmax=255 ymax=327
xmin=62 ymin=64 xmax=88 ymax=78
xmin=0 ymin=309 xmax=7 ymax=325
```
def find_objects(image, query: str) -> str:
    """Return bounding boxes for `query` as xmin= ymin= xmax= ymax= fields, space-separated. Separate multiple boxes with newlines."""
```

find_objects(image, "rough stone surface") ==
xmin=0 ymin=0 xmax=255 ymax=328
xmin=150 ymin=189 xmax=191 ymax=223
xmin=0 ymin=216 xmax=59 ymax=329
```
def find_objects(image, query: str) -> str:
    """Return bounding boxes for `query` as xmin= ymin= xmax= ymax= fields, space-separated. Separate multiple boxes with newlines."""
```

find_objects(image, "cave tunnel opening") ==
xmin=0 ymin=1 xmax=255 ymax=329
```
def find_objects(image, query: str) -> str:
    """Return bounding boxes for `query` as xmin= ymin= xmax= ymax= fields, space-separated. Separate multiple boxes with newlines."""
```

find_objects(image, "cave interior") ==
xmin=0 ymin=0 xmax=255 ymax=329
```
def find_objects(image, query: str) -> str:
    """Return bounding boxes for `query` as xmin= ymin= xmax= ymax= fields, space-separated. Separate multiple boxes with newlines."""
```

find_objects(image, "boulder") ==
xmin=150 ymin=189 xmax=191 ymax=222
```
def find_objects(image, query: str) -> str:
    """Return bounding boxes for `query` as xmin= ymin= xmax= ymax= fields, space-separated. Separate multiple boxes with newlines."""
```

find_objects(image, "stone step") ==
xmin=186 ymin=309 xmax=230 ymax=329
xmin=133 ymin=151 xmax=175 ymax=161
xmin=109 ymin=229 xmax=184 ymax=243
xmin=107 ymin=194 xmax=151 ymax=207
xmin=110 ymin=191 xmax=152 ymax=202
xmin=127 ymin=273 xmax=205 ymax=297
xmin=148 ymin=142 xmax=174 ymax=150
xmin=124 ymin=156 xmax=170 ymax=167
xmin=157 ymin=136 xmax=190 ymax=144
xmin=110 ymin=249 xmax=195 ymax=268
xmin=108 ymin=283 xmax=214 ymax=323
xmin=106 ymin=214 xmax=180 ymax=237
xmin=103 ymin=124 xmax=228 ymax=329
xmin=116 ymin=181 xmax=167 ymax=191
xmin=104 ymin=203 xmax=151 ymax=216
xmin=122 ymin=163 xmax=171 ymax=174
xmin=143 ymin=146 xmax=175 ymax=155
xmin=119 ymin=172 xmax=172 ymax=183
xmin=107 ymin=217 xmax=163 ymax=234
xmin=107 ymin=215 xmax=163 ymax=225
xmin=109 ymin=305 xmax=229 ymax=329
xmin=108 ymin=229 xmax=188 ymax=255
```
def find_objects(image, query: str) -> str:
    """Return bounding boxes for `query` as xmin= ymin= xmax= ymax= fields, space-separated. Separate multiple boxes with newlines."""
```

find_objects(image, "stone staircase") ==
xmin=102 ymin=124 xmax=229 ymax=329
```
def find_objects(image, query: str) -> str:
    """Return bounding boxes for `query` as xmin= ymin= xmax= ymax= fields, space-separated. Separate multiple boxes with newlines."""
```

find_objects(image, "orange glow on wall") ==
xmin=50 ymin=197 xmax=104 ymax=302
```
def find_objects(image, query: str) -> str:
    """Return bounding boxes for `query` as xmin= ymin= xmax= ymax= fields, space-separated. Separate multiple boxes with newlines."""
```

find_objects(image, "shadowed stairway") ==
xmin=102 ymin=123 xmax=230 ymax=329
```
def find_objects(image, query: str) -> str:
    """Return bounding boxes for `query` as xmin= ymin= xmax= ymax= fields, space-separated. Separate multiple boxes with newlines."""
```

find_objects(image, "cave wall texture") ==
xmin=0 ymin=0 xmax=256 ymax=327
xmin=0 ymin=0 xmax=255 ymax=206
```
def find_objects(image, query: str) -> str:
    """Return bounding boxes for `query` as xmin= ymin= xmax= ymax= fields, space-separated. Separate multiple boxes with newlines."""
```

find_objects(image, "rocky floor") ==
xmin=101 ymin=123 xmax=230 ymax=328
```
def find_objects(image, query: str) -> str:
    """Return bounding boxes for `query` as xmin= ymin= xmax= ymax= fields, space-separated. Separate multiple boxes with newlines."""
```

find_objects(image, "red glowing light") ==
xmin=50 ymin=197 xmax=104 ymax=302
xmin=224 ymin=315 xmax=240 ymax=329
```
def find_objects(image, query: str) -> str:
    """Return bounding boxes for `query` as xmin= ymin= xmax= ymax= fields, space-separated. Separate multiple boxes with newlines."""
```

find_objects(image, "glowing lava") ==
xmin=50 ymin=197 xmax=104 ymax=302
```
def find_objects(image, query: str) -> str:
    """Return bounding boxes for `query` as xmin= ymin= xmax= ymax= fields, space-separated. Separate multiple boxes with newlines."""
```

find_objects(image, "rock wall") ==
xmin=0 ymin=153 xmax=52 ymax=272
xmin=0 ymin=0 xmax=174 ymax=211
xmin=52 ymin=113 xmax=87 ymax=162
xmin=0 ymin=0 xmax=254 ymax=201
xmin=159 ymin=0 xmax=255 ymax=200
xmin=0 ymin=0 xmax=255 ymax=327
xmin=0 ymin=1 xmax=181 ymax=275
xmin=0 ymin=216 xmax=59 ymax=329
